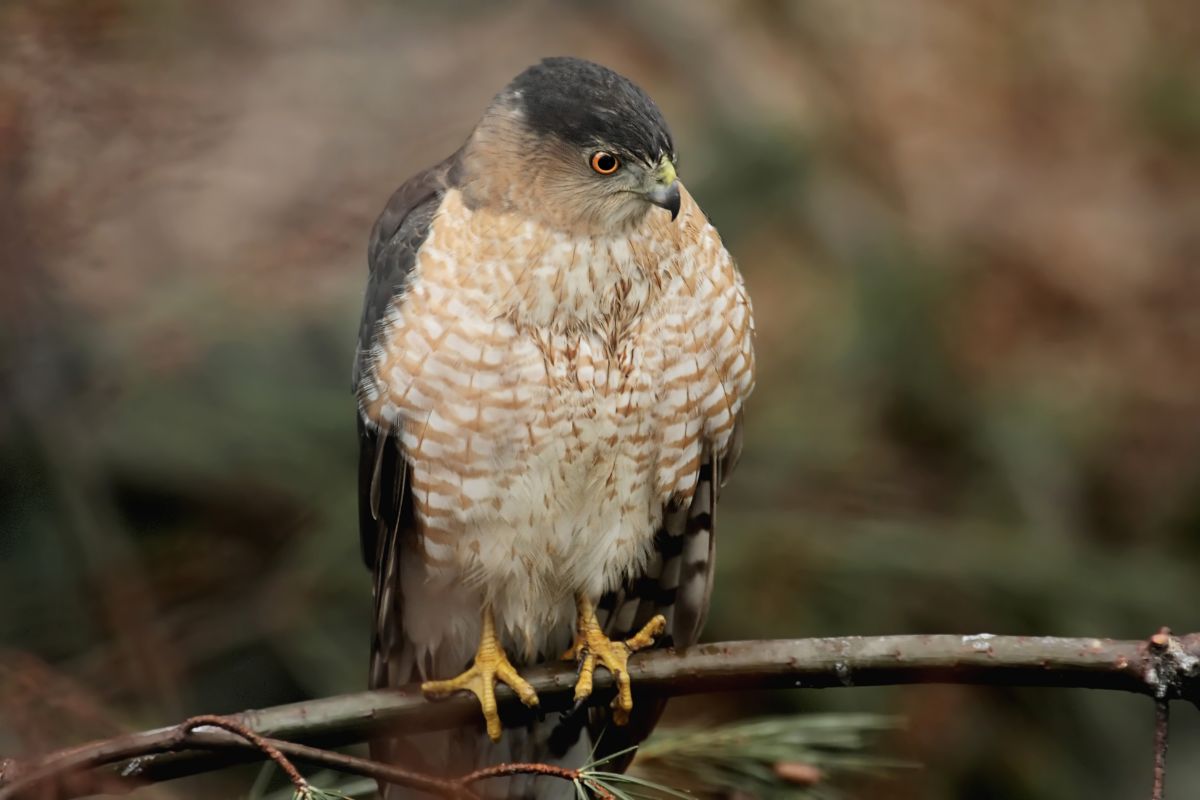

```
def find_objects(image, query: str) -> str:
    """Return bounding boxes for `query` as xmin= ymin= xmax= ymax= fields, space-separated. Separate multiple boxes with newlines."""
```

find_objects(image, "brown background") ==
xmin=2 ymin=1 xmax=1198 ymax=797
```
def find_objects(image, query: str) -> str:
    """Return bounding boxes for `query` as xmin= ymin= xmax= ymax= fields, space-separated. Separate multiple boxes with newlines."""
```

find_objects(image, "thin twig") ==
xmin=1151 ymin=699 xmax=1169 ymax=800
xmin=2 ymin=633 xmax=1197 ymax=798
xmin=0 ymin=716 xmax=574 ymax=800
xmin=182 ymin=715 xmax=308 ymax=794
xmin=457 ymin=762 xmax=579 ymax=786
xmin=182 ymin=723 xmax=470 ymax=798
xmin=1148 ymin=627 xmax=1175 ymax=800
xmin=0 ymin=724 xmax=463 ymax=800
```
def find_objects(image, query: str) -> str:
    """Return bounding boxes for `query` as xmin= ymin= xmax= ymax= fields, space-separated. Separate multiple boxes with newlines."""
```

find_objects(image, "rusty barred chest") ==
xmin=361 ymin=187 xmax=753 ymax=641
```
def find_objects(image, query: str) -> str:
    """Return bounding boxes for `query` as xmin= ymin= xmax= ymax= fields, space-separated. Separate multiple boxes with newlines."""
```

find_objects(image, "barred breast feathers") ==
xmin=358 ymin=181 xmax=753 ymax=519
xmin=360 ymin=181 xmax=755 ymax=454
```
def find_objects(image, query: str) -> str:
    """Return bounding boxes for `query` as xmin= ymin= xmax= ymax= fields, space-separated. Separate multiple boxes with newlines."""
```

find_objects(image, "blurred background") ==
xmin=2 ymin=1 xmax=1199 ymax=798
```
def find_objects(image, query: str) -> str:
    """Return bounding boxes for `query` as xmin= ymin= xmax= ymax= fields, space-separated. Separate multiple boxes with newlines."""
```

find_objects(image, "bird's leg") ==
xmin=421 ymin=605 xmax=539 ymax=742
xmin=564 ymin=593 xmax=666 ymax=725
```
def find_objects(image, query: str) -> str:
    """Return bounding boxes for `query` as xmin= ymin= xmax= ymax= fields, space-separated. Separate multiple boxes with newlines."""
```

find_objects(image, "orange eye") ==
xmin=590 ymin=151 xmax=620 ymax=175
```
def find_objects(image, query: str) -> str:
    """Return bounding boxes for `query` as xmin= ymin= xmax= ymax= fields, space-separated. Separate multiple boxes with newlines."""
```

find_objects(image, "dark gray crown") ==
xmin=504 ymin=57 xmax=675 ymax=165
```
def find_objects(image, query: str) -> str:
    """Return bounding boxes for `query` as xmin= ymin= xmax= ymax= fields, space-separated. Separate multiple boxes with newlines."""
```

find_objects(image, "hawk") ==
xmin=355 ymin=57 xmax=755 ymax=795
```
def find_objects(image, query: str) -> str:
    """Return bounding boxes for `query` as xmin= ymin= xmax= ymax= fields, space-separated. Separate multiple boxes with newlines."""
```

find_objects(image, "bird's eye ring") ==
xmin=590 ymin=151 xmax=620 ymax=175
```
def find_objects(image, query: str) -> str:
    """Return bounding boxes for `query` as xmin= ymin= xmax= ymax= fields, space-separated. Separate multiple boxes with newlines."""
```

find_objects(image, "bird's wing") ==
xmin=355 ymin=153 xmax=458 ymax=692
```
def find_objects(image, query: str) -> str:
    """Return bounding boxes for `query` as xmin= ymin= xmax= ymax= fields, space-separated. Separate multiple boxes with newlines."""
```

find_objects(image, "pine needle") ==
xmin=271 ymin=772 xmax=375 ymax=800
xmin=619 ymin=713 xmax=913 ymax=799
xmin=293 ymin=787 xmax=356 ymax=800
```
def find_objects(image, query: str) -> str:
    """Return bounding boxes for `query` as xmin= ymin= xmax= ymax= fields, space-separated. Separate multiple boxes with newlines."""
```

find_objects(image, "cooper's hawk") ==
xmin=355 ymin=57 xmax=755 ymax=795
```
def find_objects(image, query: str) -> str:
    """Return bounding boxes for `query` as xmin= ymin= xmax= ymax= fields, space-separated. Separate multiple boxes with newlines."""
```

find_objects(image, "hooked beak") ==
xmin=646 ymin=159 xmax=681 ymax=221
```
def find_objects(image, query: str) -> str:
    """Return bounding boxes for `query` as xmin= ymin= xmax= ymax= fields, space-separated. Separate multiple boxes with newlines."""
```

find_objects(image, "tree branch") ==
xmin=3 ymin=633 xmax=1197 ymax=798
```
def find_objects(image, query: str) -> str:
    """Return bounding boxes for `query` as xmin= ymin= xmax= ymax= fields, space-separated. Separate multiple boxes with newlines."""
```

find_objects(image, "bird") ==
xmin=354 ymin=56 xmax=755 ymax=797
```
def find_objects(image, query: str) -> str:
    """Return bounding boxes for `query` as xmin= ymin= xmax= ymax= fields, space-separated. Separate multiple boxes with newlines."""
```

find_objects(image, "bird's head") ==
xmin=457 ymin=57 xmax=681 ymax=233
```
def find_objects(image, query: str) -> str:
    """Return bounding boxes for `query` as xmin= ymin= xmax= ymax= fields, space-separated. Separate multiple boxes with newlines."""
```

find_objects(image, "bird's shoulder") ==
xmin=355 ymin=151 xmax=460 ymax=389
xmin=367 ymin=151 xmax=461 ymax=272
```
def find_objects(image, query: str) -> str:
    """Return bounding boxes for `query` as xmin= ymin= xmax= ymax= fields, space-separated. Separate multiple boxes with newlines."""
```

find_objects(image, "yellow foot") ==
xmin=421 ymin=606 xmax=539 ymax=742
xmin=564 ymin=594 xmax=666 ymax=725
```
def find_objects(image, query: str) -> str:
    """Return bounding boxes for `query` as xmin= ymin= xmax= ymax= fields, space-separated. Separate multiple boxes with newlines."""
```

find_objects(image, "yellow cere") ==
xmin=657 ymin=158 xmax=677 ymax=185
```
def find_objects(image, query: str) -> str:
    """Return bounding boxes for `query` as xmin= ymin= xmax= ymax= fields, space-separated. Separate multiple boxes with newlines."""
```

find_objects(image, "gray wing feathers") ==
xmin=356 ymin=154 xmax=456 ymax=574
xmin=668 ymin=410 xmax=744 ymax=644
xmin=356 ymin=157 xmax=457 ymax=797
xmin=367 ymin=429 xmax=409 ymax=689
xmin=353 ymin=153 xmax=459 ymax=392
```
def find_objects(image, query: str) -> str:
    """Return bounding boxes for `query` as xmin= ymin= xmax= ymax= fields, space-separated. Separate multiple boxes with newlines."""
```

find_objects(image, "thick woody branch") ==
xmin=3 ymin=633 xmax=1197 ymax=798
